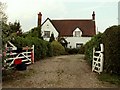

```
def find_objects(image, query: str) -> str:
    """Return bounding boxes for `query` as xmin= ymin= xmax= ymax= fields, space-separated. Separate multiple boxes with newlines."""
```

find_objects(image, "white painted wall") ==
xmin=64 ymin=37 xmax=91 ymax=48
xmin=41 ymin=19 xmax=59 ymax=41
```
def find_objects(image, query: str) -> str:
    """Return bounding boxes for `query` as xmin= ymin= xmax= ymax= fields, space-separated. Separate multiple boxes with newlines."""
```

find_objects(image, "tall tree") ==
xmin=9 ymin=21 xmax=22 ymax=35
xmin=2 ymin=21 xmax=22 ymax=40
xmin=27 ymin=26 xmax=42 ymax=39
xmin=0 ymin=2 xmax=7 ymax=24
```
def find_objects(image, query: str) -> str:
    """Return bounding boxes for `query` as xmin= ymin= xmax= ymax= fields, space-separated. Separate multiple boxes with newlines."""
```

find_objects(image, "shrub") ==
xmin=46 ymin=42 xmax=53 ymax=57
xmin=65 ymin=45 xmax=85 ymax=55
xmin=11 ymin=36 xmax=53 ymax=61
xmin=26 ymin=26 xmax=42 ymax=39
xmin=102 ymin=25 xmax=120 ymax=75
xmin=51 ymin=41 xmax=65 ymax=56
xmin=84 ymin=25 xmax=120 ymax=75
xmin=78 ymin=45 xmax=85 ymax=54
xmin=65 ymin=48 xmax=79 ymax=54
xmin=84 ymin=33 xmax=103 ymax=65
xmin=49 ymin=33 xmax=55 ymax=42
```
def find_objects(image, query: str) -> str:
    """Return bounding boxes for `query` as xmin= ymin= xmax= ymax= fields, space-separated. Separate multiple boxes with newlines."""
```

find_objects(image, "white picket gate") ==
xmin=3 ymin=41 xmax=34 ymax=69
xmin=92 ymin=44 xmax=104 ymax=74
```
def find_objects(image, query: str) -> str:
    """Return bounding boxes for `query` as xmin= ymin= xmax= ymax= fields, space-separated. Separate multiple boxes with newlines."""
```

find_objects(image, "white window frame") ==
xmin=76 ymin=43 xmax=83 ymax=48
xmin=44 ymin=31 xmax=50 ymax=38
xmin=75 ymin=31 xmax=81 ymax=37
xmin=73 ymin=28 xmax=82 ymax=37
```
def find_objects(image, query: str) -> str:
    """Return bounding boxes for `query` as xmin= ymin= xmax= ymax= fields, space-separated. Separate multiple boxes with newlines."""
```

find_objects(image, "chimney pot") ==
xmin=92 ymin=11 xmax=95 ymax=20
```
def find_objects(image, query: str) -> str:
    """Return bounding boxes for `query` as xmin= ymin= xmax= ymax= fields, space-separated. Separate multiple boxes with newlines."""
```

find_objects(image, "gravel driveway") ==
xmin=2 ymin=54 xmax=117 ymax=88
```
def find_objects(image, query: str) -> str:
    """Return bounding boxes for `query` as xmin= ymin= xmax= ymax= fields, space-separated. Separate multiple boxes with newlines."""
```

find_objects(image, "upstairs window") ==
xmin=75 ymin=31 xmax=80 ymax=37
xmin=44 ymin=31 xmax=50 ymax=38
xmin=73 ymin=28 xmax=82 ymax=37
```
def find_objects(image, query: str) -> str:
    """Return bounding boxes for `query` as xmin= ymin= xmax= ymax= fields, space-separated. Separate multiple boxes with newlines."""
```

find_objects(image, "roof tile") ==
xmin=51 ymin=19 xmax=96 ymax=37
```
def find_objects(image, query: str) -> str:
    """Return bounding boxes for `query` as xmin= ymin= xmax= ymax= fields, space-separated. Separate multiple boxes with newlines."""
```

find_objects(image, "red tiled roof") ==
xmin=51 ymin=19 xmax=96 ymax=37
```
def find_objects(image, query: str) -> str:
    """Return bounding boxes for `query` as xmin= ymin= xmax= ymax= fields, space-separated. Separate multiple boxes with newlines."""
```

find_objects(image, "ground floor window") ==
xmin=76 ymin=43 xmax=83 ymax=48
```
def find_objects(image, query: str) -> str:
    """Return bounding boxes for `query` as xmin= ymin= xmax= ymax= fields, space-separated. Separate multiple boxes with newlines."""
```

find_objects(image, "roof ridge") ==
xmin=52 ymin=19 xmax=93 ymax=21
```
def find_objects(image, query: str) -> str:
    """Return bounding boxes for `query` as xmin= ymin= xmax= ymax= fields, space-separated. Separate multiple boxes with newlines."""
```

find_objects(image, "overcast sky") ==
xmin=1 ymin=0 xmax=119 ymax=33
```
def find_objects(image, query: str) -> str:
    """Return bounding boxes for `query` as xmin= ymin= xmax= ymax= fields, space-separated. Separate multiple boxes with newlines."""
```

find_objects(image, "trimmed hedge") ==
xmin=85 ymin=25 xmax=120 ymax=75
xmin=11 ymin=36 xmax=53 ymax=61
xmin=65 ymin=46 xmax=85 ymax=55
xmin=65 ymin=48 xmax=79 ymax=54
xmin=84 ymin=33 xmax=103 ymax=65
xmin=102 ymin=25 xmax=120 ymax=75
xmin=51 ymin=41 xmax=65 ymax=56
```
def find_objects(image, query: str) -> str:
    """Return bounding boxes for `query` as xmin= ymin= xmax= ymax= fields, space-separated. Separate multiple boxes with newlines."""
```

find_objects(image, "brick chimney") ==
xmin=92 ymin=11 xmax=95 ymax=20
xmin=38 ymin=12 xmax=42 ymax=26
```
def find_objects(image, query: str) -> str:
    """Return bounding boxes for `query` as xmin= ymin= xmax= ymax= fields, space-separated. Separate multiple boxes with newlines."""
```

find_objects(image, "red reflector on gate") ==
xmin=14 ymin=59 xmax=22 ymax=65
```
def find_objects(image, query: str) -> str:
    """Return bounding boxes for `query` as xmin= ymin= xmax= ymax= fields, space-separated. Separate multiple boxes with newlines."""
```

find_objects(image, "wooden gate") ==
xmin=92 ymin=44 xmax=104 ymax=74
xmin=3 ymin=41 xmax=34 ymax=70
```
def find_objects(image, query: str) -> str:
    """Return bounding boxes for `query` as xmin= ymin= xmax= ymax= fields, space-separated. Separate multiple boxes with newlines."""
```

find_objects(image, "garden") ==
xmin=1 ymin=1 xmax=120 ymax=86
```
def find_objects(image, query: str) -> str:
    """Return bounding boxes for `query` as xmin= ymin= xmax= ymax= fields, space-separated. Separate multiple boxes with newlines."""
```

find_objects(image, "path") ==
xmin=2 ymin=54 xmax=117 ymax=88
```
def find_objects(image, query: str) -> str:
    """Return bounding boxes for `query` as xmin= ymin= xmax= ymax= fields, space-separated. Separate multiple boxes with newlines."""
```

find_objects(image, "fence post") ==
xmin=100 ymin=44 xmax=104 ymax=52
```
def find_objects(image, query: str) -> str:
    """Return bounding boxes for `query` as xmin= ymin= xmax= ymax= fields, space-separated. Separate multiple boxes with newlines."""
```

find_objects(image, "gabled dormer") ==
xmin=41 ymin=18 xmax=59 ymax=41
xmin=73 ymin=27 xmax=82 ymax=37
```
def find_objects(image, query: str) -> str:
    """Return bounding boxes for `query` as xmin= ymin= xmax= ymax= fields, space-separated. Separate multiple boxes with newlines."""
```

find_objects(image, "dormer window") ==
xmin=73 ymin=28 xmax=82 ymax=37
xmin=75 ymin=31 xmax=80 ymax=37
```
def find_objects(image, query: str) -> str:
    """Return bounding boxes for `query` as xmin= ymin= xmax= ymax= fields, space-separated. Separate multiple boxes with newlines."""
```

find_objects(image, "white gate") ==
xmin=92 ymin=44 xmax=104 ymax=74
xmin=3 ymin=41 xmax=34 ymax=70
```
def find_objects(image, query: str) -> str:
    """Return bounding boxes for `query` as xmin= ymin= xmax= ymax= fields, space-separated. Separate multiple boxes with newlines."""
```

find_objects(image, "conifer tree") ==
xmin=49 ymin=33 xmax=55 ymax=42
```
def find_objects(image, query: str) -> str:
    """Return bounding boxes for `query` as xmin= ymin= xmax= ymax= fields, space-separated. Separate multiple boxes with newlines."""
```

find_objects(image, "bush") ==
xmin=65 ymin=48 xmax=79 ymax=54
xmin=65 ymin=45 xmax=85 ymax=55
xmin=84 ymin=33 xmax=103 ymax=65
xmin=26 ymin=26 xmax=42 ymax=39
xmin=102 ymin=25 xmax=120 ymax=75
xmin=46 ymin=42 xmax=53 ymax=57
xmin=84 ymin=25 xmax=120 ymax=75
xmin=11 ymin=36 xmax=53 ymax=61
xmin=78 ymin=45 xmax=85 ymax=54
xmin=51 ymin=41 xmax=65 ymax=56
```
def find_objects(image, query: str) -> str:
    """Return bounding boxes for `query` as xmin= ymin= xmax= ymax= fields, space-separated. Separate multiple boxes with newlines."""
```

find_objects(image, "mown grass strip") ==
xmin=98 ymin=72 xmax=120 ymax=85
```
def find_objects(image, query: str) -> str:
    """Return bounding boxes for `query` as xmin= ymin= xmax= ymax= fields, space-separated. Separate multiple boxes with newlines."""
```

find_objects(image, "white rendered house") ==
xmin=38 ymin=12 xmax=96 ymax=48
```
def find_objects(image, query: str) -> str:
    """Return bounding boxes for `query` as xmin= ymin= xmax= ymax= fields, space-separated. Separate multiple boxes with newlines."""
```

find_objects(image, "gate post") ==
xmin=31 ymin=45 xmax=34 ymax=64
xmin=92 ymin=47 xmax=95 ymax=72
xmin=100 ymin=44 xmax=104 ymax=72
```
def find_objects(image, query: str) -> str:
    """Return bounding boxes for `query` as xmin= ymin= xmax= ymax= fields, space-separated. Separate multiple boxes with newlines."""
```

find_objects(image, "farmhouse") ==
xmin=38 ymin=12 xmax=96 ymax=48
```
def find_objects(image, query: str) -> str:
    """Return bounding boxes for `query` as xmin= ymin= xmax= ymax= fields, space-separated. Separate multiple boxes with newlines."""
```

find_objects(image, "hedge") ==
xmin=65 ymin=46 xmax=85 ymax=55
xmin=84 ymin=25 xmax=120 ymax=75
xmin=102 ymin=25 xmax=120 ymax=75
xmin=84 ymin=33 xmax=103 ymax=65
xmin=11 ymin=36 xmax=53 ymax=61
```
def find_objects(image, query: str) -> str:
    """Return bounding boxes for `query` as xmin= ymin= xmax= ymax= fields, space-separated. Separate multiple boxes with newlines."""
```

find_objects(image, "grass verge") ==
xmin=98 ymin=72 xmax=120 ymax=85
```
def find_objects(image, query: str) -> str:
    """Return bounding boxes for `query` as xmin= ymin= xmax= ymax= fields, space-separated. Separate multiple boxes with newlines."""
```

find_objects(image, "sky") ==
xmin=1 ymin=0 xmax=120 ymax=33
